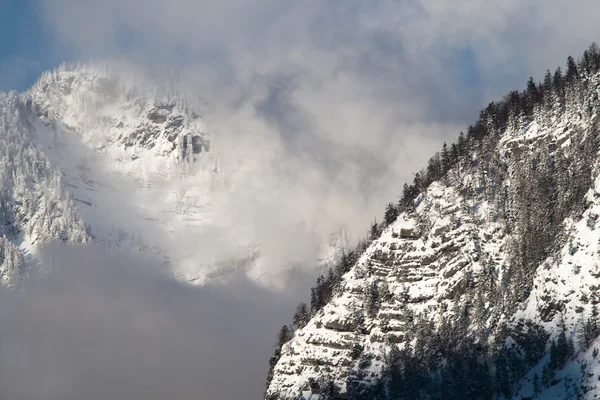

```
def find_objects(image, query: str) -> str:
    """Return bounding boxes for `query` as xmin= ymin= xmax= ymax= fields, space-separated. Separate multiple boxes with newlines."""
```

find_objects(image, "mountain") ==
xmin=24 ymin=63 xmax=219 ymax=281
xmin=0 ymin=63 xmax=346 ymax=287
xmin=265 ymin=45 xmax=600 ymax=399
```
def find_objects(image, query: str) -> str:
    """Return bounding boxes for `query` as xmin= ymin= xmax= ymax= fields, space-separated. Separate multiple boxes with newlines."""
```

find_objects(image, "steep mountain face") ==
xmin=0 ymin=64 xmax=223 ymax=283
xmin=28 ymin=64 xmax=209 ymax=170
xmin=22 ymin=64 xmax=222 ymax=282
xmin=266 ymin=49 xmax=600 ymax=399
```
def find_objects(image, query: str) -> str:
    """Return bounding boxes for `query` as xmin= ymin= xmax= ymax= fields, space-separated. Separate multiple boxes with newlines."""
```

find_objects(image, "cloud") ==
xmin=21 ymin=1 xmax=600 ymax=395
xmin=0 ymin=242 xmax=306 ymax=400
xmin=27 ymin=0 xmax=600 ymax=284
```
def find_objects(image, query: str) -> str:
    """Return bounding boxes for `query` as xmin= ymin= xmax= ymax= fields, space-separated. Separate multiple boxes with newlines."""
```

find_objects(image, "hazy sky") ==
xmin=3 ymin=1 xmax=600 ymax=399
xmin=0 ymin=243 xmax=306 ymax=400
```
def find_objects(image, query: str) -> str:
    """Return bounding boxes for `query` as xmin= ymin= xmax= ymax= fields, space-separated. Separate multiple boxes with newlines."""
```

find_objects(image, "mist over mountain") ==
xmin=5 ymin=2 xmax=600 ymax=400
xmin=0 ymin=62 xmax=372 ymax=287
xmin=0 ymin=62 xmax=357 ymax=399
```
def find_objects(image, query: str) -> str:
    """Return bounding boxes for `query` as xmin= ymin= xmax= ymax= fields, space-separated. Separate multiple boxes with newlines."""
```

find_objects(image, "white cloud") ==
xmin=30 ymin=0 xmax=600 ymax=281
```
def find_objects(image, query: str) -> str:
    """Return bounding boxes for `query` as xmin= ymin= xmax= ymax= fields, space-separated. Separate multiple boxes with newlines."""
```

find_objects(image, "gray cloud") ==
xmin=0 ymin=242 xmax=307 ymax=400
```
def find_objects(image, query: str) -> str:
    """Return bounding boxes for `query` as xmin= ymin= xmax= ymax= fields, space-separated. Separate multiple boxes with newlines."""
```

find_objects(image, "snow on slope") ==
xmin=266 ymin=71 xmax=600 ymax=399
xmin=0 ymin=91 xmax=89 ymax=284
xmin=24 ymin=63 xmax=225 ymax=282
xmin=267 ymin=178 xmax=510 ymax=398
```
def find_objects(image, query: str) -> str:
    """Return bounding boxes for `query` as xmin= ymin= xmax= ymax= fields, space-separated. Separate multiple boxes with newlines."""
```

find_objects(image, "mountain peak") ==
xmin=27 ymin=63 xmax=208 ymax=169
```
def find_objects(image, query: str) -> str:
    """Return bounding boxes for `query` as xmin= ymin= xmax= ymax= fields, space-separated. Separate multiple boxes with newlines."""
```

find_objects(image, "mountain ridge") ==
xmin=265 ymin=44 xmax=600 ymax=399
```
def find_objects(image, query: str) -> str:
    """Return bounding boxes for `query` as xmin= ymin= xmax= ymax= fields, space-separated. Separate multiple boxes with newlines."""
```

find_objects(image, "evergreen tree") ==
xmin=589 ymin=42 xmax=600 ymax=72
xmin=566 ymin=55 xmax=578 ymax=82
xmin=450 ymin=142 xmax=459 ymax=166
xmin=413 ymin=172 xmax=424 ymax=192
xmin=542 ymin=364 xmax=553 ymax=388
xmin=551 ymin=317 xmax=569 ymax=369
xmin=533 ymin=372 xmax=540 ymax=397
xmin=319 ymin=379 xmax=342 ymax=400
xmin=553 ymin=67 xmax=564 ymax=94
xmin=370 ymin=219 xmax=381 ymax=241
xmin=293 ymin=303 xmax=310 ymax=330
xmin=441 ymin=142 xmax=450 ymax=173
xmin=265 ymin=325 xmax=294 ymax=392
xmin=526 ymin=76 xmax=539 ymax=114
xmin=578 ymin=303 xmax=598 ymax=350
xmin=365 ymin=281 xmax=380 ymax=317
xmin=384 ymin=203 xmax=399 ymax=226
xmin=336 ymin=250 xmax=354 ymax=276
xmin=426 ymin=152 xmax=442 ymax=183
xmin=277 ymin=325 xmax=292 ymax=348
xmin=543 ymin=70 xmax=553 ymax=92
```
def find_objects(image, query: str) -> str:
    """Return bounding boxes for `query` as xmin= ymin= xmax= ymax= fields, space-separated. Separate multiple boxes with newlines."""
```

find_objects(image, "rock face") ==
xmin=28 ymin=64 xmax=209 ymax=170
xmin=0 ymin=63 xmax=219 ymax=284
xmin=266 ymin=60 xmax=600 ymax=399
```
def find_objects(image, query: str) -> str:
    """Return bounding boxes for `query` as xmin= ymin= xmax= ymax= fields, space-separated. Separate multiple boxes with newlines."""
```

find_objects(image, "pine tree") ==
xmin=370 ymin=219 xmax=381 ymax=241
xmin=542 ymin=364 xmax=553 ymax=388
xmin=566 ymin=55 xmax=578 ymax=82
xmin=589 ymin=42 xmax=600 ymax=72
xmin=0 ymin=236 xmax=23 ymax=284
xmin=441 ymin=142 xmax=450 ymax=173
xmin=277 ymin=325 xmax=292 ymax=348
xmin=553 ymin=67 xmax=563 ymax=94
xmin=365 ymin=281 xmax=380 ymax=317
xmin=578 ymin=303 xmax=598 ymax=350
xmin=552 ymin=316 xmax=569 ymax=368
xmin=526 ymin=76 xmax=539 ymax=114
xmin=266 ymin=325 xmax=294 ymax=392
xmin=310 ymin=278 xmax=321 ymax=313
xmin=384 ymin=203 xmax=399 ymax=226
xmin=426 ymin=152 xmax=442 ymax=183
xmin=543 ymin=70 xmax=553 ymax=92
xmin=450 ymin=142 xmax=459 ymax=166
xmin=413 ymin=172 xmax=423 ymax=192
xmin=533 ymin=372 xmax=540 ymax=397
xmin=319 ymin=379 xmax=342 ymax=400
xmin=336 ymin=250 xmax=354 ymax=276
xmin=293 ymin=303 xmax=310 ymax=329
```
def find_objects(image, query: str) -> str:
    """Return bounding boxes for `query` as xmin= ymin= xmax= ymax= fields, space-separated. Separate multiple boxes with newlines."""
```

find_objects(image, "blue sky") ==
xmin=0 ymin=1 xmax=67 ymax=91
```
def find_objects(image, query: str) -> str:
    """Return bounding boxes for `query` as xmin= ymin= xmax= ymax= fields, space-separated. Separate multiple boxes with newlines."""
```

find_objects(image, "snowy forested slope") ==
xmin=0 ymin=91 xmax=88 ymax=284
xmin=266 ymin=46 xmax=600 ymax=399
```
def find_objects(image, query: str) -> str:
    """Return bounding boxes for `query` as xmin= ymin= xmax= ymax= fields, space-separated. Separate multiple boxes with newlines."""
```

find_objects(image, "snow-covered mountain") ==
xmin=266 ymin=48 xmax=600 ymax=399
xmin=0 ymin=63 xmax=347 ymax=286
xmin=24 ymin=63 xmax=220 ymax=282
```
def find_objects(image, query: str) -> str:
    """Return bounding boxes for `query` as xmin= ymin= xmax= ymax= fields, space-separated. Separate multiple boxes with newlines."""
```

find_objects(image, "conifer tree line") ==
xmin=266 ymin=43 xmax=600 ymax=399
